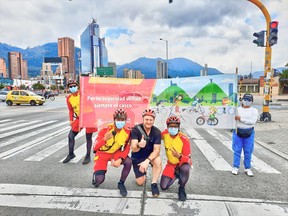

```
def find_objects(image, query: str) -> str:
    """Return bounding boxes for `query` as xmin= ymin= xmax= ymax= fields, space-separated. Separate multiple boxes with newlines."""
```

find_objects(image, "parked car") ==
xmin=6 ymin=90 xmax=45 ymax=106
xmin=0 ymin=91 xmax=8 ymax=102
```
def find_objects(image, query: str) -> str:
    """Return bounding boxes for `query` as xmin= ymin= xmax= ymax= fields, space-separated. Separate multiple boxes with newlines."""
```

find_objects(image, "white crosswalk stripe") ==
xmin=0 ymin=126 xmax=70 ymax=159
xmin=206 ymin=128 xmax=281 ymax=174
xmin=0 ymin=119 xmax=282 ymax=174
xmin=0 ymin=120 xmax=40 ymax=132
xmin=186 ymin=128 xmax=232 ymax=171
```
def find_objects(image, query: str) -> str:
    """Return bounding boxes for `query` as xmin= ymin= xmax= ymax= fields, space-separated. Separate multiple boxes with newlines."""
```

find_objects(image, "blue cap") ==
xmin=243 ymin=93 xmax=253 ymax=102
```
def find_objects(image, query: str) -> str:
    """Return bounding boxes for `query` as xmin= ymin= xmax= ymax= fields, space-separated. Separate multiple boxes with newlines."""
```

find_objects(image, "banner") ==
xmin=80 ymin=74 xmax=237 ymax=130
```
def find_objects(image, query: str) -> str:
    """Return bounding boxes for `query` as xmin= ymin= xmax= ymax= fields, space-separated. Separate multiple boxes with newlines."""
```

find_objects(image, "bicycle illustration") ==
xmin=216 ymin=105 xmax=235 ymax=115
xmin=196 ymin=115 xmax=219 ymax=126
xmin=183 ymin=104 xmax=205 ymax=114
xmin=152 ymin=105 xmax=168 ymax=115
xmin=196 ymin=106 xmax=218 ymax=126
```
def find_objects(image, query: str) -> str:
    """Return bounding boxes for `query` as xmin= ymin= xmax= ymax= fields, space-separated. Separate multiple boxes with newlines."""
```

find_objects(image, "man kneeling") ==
xmin=92 ymin=109 xmax=132 ymax=197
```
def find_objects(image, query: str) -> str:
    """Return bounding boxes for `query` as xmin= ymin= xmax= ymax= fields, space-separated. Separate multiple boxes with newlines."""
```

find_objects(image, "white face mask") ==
xmin=242 ymin=100 xmax=252 ymax=107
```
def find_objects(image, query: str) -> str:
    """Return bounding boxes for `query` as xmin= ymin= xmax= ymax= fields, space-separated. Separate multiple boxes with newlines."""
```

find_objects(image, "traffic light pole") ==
xmin=248 ymin=0 xmax=272 ymax=121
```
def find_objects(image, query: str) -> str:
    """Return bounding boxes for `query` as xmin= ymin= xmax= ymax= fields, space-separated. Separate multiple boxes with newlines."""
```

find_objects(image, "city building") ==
xmin=108 ymin=62 xmax=117 ymax=77
xmin=80 ymin=19 xmax=108 ymax=75
xmin=200 ymin=64 xmax=209 ymax=76
xmin=156 ymin=60 xmax=167 ymax=79
xmin=58 ymin=37 xmax=75 ymax=79
xmin=0 ymin=58 xmax=7 ymax=78
xmin=21 ymin=60 xmax=28 ymax=80
xmin=123 ymin=68 xmax=144 ymax=79
xmin=7 ymin=52 xmax=28 ymax=80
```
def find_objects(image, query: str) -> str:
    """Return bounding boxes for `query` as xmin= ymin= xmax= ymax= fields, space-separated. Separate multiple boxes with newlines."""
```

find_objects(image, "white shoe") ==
xmin=244 ymin=169 xmax=254 ymax=177
xmin=231 ymin=167 xmax=239 ymax=175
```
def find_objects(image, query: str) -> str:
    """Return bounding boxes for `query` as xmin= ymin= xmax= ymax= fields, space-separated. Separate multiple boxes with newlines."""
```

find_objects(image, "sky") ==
xmin=0 ymin=0 xmax=287 ymax=75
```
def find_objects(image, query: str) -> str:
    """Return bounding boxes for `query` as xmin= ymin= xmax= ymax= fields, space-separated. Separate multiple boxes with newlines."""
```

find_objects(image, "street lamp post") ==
xmin=160 ymin=38 xmax=169 ymax=78
xmin=160 ymin=38 xmax=168 ymax=61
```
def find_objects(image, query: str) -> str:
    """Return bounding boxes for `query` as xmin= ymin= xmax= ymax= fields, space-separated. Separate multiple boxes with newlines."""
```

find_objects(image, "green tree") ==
xmin=279 ymin=66 xmax=288 ymax=94
xmin=32 ymin=83 xmax=45 ymax=90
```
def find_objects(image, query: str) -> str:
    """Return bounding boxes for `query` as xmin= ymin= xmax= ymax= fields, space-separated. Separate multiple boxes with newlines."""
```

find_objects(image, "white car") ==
xmin=0 ymin=91 xmax=8 ymax=102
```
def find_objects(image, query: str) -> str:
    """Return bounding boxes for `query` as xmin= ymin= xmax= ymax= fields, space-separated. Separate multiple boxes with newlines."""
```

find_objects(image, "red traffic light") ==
xmin=270 ymin=21 xmax=278 ymax=29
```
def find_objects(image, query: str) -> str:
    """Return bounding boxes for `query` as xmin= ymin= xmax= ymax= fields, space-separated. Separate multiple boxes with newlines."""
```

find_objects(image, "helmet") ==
xmin=67 ymin=79 xmax=78 ymax=87
xmin=113 ymin=108 xmax=127 ymax=120
xmin=166 ymin=116 xmax=180 ymax=126
xmin=142 ymin=109 xmax=156 ymax=118
xmin=242 ymin=93 xmax=253 ymax=102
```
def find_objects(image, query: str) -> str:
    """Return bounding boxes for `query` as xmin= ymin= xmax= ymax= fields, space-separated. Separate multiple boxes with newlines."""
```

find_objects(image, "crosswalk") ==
xmin=0 ymin=119 xmax=282 ymax=175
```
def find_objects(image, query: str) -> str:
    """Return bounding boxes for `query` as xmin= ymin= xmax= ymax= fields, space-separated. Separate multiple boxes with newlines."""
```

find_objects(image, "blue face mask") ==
xmin=69 ymin=86 xmax=78 ymax=93
xmin=168 ymin=127 xmax=179 ymax=136
xmin=115 ymin=121 xmax=126 ymax=129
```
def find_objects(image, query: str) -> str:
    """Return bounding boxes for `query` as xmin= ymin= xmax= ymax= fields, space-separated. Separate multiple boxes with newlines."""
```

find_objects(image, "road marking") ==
xmin=59 ymin=134 xmax=97 ymax=163
xmin=0 ymin=120 xmax=58 ymax=139
xmin=0 ymin=120 xmax=40 ymax=132
xmin=25 ymin=130 xmax=86 ymax=161
xmin=186 ymin=128 xmax=232 ymax=171
xmin=0 ymin=121 xmax=68 ymax=148
xmin=206 ymin=129 xmax=281 ymax=174
xmin=0 ymin=184 xmax=287 ymax=215
xmin=0 ymin=119 xmax=13 ymax=124
xmin=0 ymin=127 xmax=70 ymax=159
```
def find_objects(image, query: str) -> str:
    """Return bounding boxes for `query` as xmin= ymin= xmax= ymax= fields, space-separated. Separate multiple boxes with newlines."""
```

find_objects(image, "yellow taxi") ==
xmin=6 ymin=90 xmax=46 ymax=106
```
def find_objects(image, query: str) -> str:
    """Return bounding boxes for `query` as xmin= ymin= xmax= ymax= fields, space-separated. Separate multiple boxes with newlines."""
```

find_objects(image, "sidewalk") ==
xmin=253 ymin=94 xmax=288 ymax=160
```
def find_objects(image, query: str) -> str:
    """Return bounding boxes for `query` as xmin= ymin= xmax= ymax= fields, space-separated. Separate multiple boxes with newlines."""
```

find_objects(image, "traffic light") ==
xmin=269 ymin=21 xmax=278 ymax=46
xmin=253 ymin=31 xmax=265 ymax=47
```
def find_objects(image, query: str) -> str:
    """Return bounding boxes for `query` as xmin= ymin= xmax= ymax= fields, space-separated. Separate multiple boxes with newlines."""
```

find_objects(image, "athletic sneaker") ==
xmin=118 ymin=182 xmax=128 ymax=197
xmin=244 ymin=169 xmax=254 ymax=177
xmin=231 ymin=167 xmax=239 ymax=175
xmin=178 ymin=186 xmax=187 ymax=201
xmin=151 ymin=183 xmax=160 ymax=197
xmin=82 ymin=155 xmax=91 ymax=165
xmin=63 ymin=153 xmax=76 ymax=163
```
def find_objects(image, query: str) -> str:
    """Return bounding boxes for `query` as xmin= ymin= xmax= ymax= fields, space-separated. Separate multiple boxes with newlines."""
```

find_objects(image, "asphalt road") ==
xmin=0 ymin=96 xmax=288 ymax=216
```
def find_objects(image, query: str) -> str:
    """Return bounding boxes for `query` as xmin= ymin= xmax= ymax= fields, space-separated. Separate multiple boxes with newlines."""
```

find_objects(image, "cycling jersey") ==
xmin=93 ymin=124 xmax=131 ymax=172
xmin=66 ymin=90 xmax=97 ymax=133
xmin=161 ymin=130 xmax=192 ymax=165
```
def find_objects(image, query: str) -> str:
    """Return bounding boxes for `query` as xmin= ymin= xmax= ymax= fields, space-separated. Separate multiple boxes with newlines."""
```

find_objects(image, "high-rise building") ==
xmin=156 ymin=60 xmax=167 ymax=79
xmin=21 ymin=60 xmax=28 ymax=80
xmin=8 ymin=52 xmax=28 ymax=80
xmin=58 ymin=37 xmax=75 ymax=79
xmin=80 ymin=19 xmax=108 ymax=75
xmin=108 ymin=62 xmax=117 ymax=77
xmin=123 ymin=68 xmax=144 ymax=79
xmin=0 ymin=58 xmax=7 ymax=78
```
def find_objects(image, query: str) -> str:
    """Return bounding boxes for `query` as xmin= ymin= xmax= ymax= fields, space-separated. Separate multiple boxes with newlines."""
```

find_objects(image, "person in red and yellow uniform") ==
xmin=160 ymin=116 xmax=192 ymax=201
xmin=92 ymin=109 xmax=132 ymax=197
xmin=63 ymin=79 xmax=98 ymax=164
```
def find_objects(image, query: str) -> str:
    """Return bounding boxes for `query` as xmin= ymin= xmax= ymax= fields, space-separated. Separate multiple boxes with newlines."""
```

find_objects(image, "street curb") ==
xmin=255 ymin=139 xmax=288 ymax=161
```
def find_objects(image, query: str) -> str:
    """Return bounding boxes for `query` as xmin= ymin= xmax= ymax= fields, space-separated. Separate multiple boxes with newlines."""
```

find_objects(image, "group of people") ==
xmin=62 ymin=79 xmax=258 ymax=202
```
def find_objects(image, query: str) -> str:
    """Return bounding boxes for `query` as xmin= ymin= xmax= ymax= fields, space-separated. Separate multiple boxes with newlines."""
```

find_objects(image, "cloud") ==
xmin=0 ymin=0 xmax=287 ymax=75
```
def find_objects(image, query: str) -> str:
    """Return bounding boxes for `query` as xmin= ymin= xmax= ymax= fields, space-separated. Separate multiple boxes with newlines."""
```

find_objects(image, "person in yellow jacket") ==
xmin=160 ymin=116 xmax=192 ymax=201
xmin=92 ymin=109 xmax=132 ymax=197
xmin=63 ymin=79 xmax=97 ymax=164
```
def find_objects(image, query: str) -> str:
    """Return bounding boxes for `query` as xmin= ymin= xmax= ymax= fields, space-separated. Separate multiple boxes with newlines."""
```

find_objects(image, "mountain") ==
xmin=0 ymin=42 xmax=222 ymax=78
xmin=117 ymin=57 xmax=223 ymax=78
xmin=252 ymin=67 xmax=287 ymax=78
xmin=0 ymin=42 xmax=80 ymax=77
